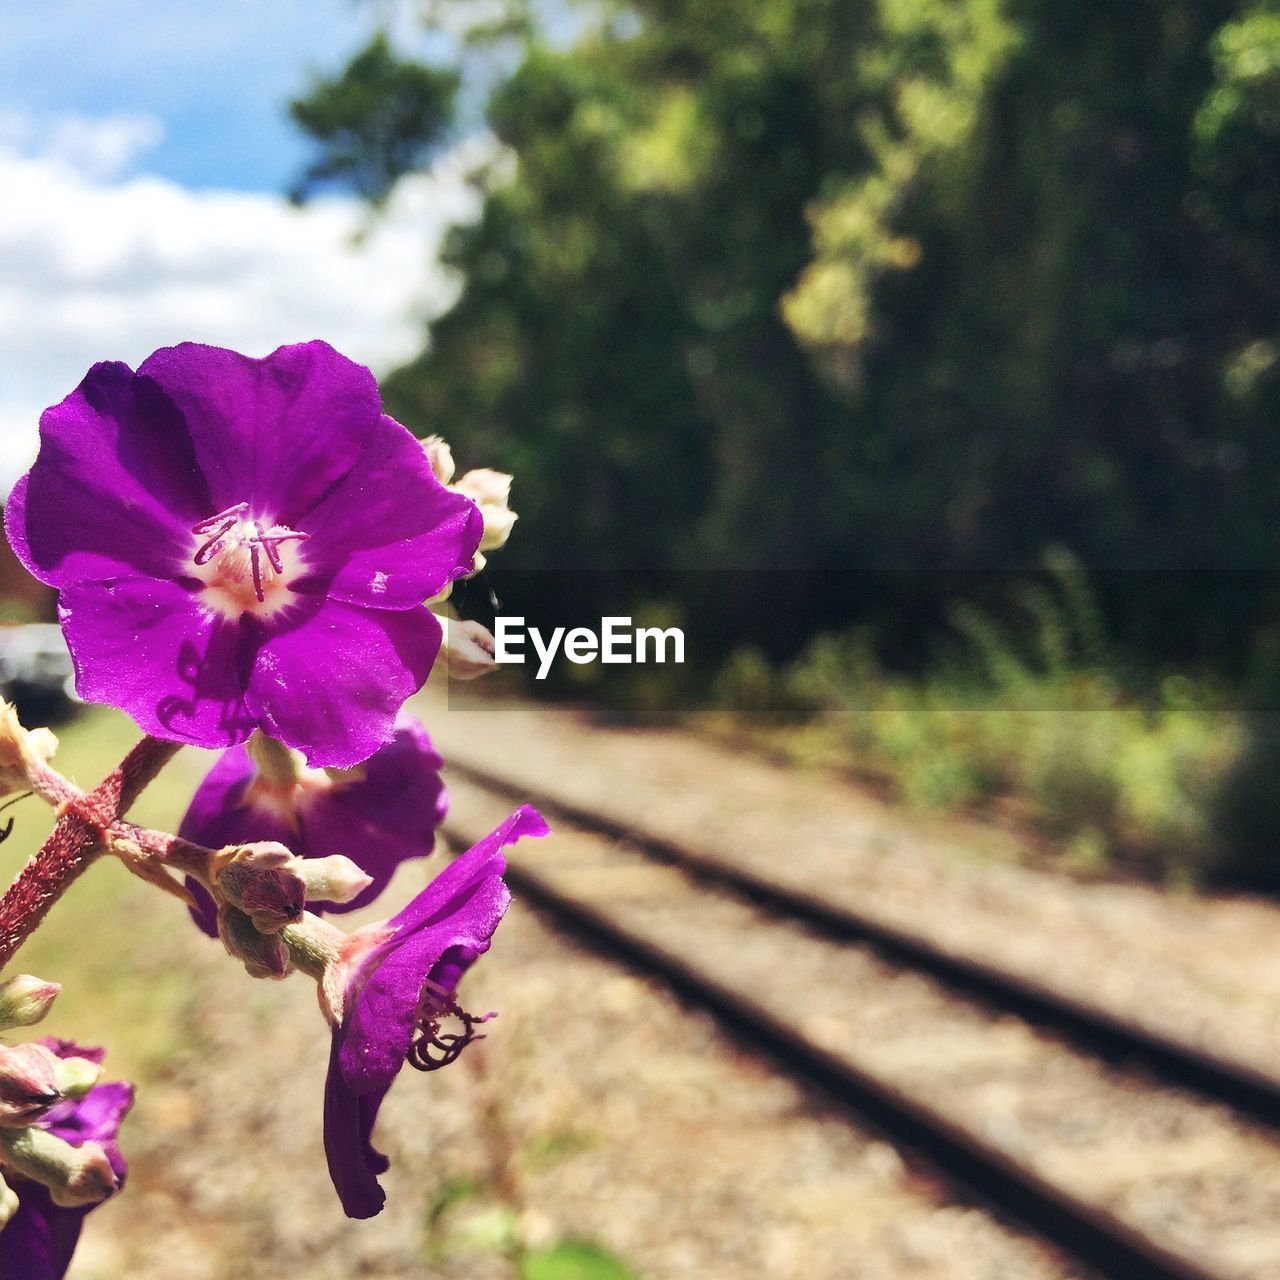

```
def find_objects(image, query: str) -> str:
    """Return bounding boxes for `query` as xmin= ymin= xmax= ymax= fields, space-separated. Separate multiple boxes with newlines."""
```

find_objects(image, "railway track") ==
xmin=442 ymin=761 xmax=1280 ymax=1280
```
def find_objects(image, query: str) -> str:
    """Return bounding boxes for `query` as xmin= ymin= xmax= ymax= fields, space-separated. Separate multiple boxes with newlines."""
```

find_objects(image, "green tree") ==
xmin=291 ymin=0 xmax=1280 ymax=666
xmin=289 ymin=31 xmax=460 ymax=206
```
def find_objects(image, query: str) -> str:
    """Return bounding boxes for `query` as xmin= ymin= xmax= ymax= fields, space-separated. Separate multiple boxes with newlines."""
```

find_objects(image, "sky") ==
xmin=0 ymin=1 xmax=485 ymax=489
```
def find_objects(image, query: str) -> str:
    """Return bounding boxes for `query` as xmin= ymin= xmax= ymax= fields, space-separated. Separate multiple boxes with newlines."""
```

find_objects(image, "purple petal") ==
xmin=179 ymin=717 xmax=447 ymax=925
xmin=37 ymin=1041 xmax=105 ymax=1068
xmin=58 ymin=577 xmax=256 ymax=749
xmin=0 ymin=1184 xmax=88 ymax=1280
xmin=294 ymin=416 xmax=483 ymax=610
xmin=42 ymin=1083 xmax=134 ymax=1180
xmin=340 ymin=876 xmax=510 ymax=1096
xmin=301 ymin=716 xmax=447 ymax=913
xmin=337 ymin=806 xmax=548 ymax=1095
xmin=183 ymin=879 xmax=220 ymax=938
xmin=177 ymin=745 xmax=281 ymax=849
xmin=388 ymin=805 xmax=548 ymax=933
xmin=4 ymin=362 xmax=209 ymax=587
xmin=0 ymin=1067 xmax=135 ymax=1278
xmin=177 ymin=746 xmax=286 ymax=937
xmin=244 ymin=604 xmax=441 ymax=768
xmin=136 ymin=341 xmax=380 ymax=522
xmin=323 ymin=1036 xmax=391 ymax=1220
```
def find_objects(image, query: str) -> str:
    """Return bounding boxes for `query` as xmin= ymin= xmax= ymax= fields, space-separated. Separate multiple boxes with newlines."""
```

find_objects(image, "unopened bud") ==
xmin=423 ymin=435 xmax=456 ymax=485
xmin=214 ymin=843 xmax=305 ymax=933
xmin=297 ymin=856 xmax=373 ymax=906
xmin=453 ymin=468 xmax=517 ymax=553
xmin=0 ymin=1044 xmax=61 ymax=1127
xmin=218 ymin=906 xmax=292 ymax=980
xmin=0 ymin=704 xmax=56 ymax=798
xmin=0 ymin=975 xmax=60 ymax=1030
xmin=0 ymin=1172 xmax=17 ymax=1228
xmin=246 ymin=733 xmax=306 ymax=791
xmin=0 ymin=1126 xmax=118 ymax=1207
xmin=52 ymin=1055 xmax=102 ymax=1101
xmin=440 ymin=618 xmax=498 ymax=681
xmin=280 ymin=912 xmax=347 ymax=994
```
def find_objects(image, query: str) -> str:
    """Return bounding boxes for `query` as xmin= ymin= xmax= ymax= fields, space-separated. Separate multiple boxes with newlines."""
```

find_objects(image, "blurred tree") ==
xmin=290 ymin=0 xmax=1280 ymax=667
xmin=289 ymin=31 xmax=460 ymax=205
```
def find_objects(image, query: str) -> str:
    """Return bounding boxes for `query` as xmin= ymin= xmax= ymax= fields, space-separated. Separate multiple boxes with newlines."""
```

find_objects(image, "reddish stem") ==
xmin=0 ymin=736 xmax=182 ymax=970
xmin=115 ymin=822 xmax=213 ymax=879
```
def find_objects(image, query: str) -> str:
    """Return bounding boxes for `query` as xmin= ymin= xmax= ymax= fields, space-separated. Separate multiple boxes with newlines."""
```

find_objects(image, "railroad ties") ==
xmin=442 ymin=763 xmax=1280 ymax=1280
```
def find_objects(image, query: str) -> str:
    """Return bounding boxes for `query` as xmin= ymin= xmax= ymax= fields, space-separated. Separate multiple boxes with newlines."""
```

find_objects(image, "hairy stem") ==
xmin=114 ymin=822 xmax=214 ymax=881
xmin=0 ymin=736 xmax=182 ymax=970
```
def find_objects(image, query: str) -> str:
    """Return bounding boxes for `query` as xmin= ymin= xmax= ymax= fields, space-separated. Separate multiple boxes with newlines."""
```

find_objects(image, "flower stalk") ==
xmin=0 ymin=735 xmax=180 ymax=970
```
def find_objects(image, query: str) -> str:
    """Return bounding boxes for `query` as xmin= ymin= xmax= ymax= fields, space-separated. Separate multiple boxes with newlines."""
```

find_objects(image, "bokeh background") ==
xmin=5 ymin=1 xmax=1280 ymax=1276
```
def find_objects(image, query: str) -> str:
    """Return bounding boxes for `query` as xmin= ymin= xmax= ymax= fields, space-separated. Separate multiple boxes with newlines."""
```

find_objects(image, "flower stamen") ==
xmin=406 ymin=977 xmax=495 ymax=1072
xmin=191 ymin=503 xmax=249 ymax=566
xmin=189 ymin=505 xmax=310 ymax=609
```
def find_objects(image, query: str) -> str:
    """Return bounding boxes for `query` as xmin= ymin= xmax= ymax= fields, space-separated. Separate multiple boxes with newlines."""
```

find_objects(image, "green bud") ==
xmin=0 ymin=1126 xmax=117 ymax=1207
xmin=51 ymin=1055 xmax=102 ymax=1101
xmin=296 ymin=855 xmax=372 ymax=906
xmin=0 ymin=975 xmax=60 ymax=1031
xmin=0 ymin=1172 xmax=17 ymax=1228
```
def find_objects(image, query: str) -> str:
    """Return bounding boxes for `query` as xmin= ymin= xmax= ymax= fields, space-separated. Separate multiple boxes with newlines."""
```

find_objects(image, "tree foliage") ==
xmin=292 ymin=0 xmax=1280 ymax=665
xmin=289 ymin=32 xmax=459 ymax=205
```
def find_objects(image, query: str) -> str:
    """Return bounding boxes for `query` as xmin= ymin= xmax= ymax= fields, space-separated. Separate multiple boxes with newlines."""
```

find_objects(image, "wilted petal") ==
xmin=323 ymin=1038 xmax=391 ymax=1220
xmin=323 ymin=806 xmax=548 ymax=1217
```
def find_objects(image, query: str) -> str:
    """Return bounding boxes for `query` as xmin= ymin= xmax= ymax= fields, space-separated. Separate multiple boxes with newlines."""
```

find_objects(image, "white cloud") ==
xmin=0 ymin=112 xmax=494 ymax=489
xmin=0 ymin=110 xmax=165 ymax=180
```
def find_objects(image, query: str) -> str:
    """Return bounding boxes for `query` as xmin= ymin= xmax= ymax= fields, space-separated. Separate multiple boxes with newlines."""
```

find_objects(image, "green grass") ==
xmin=0 ymin=706 xmax=217 ymax=1078
xmin=708 ymin=558 xmax=1257 ymax=884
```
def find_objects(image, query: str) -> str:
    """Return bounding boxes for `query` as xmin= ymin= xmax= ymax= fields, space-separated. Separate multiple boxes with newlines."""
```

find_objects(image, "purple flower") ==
xmin=0 ymin=1041 xmax=133 ymax=1280
xmin=4 ymin=341 xmax=482 ymax=767
xmin=179 ymin=714 xmax=448 ymax=932
xmin=325 ymin=805 xmax=548 ymax=1218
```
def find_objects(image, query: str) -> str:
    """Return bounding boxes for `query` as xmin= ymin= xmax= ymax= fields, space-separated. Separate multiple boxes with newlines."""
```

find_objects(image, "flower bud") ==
xmin=0 ymin=975 xmax=60 ymax=1031
xmin=0 ymin=1125 xmax=119 ymax=1208
xmin=439 ymin=618 xmax=498 ymax=681
xmin=296 ymin=856 xmax=373 ymax=906
xmin=0 ymin=1043 xmax=62 ymax=1127
xmin=0 ymin=703 xmax=56 ymax=798
xmin=52 ymin=1054 xmax=103 ymax=1101
xmin=453 ymin=468 xmax=517 ymax=553
xmin=214 ymin=842 xmax=305 ymax=933
xmin=246 ymin=733 xmax=306 ymax=791
xmin=423 ymin=435 xmax=456 ymax=485
xmin=218 ymin=906 xmax=292 ymax=980
xmin=280 ymin=912 xmax=348 ymax=995
xmin=0 ymin=1172 xmax=17 ymax=1229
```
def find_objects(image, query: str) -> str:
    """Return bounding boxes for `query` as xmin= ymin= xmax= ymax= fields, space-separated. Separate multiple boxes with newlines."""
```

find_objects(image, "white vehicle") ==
xmin=0 ymin=624 xmax=76 ymax=712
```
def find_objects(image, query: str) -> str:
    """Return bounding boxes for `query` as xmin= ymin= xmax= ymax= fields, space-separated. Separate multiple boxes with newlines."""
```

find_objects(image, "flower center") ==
xmin=190 ymin=502 xmax=309 ymax=617
xmin=406 ymin=977 xmax=494 ymax=1073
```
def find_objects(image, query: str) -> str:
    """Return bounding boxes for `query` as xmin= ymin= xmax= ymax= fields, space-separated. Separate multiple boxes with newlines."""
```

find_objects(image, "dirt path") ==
xmin=426 ymin=690 xmax=1280 ymax=1076
xmin=65 ymin=856 xmax=1090 ymax=1280
xmin=16 ymin=688 xmax=1273 ymax=1277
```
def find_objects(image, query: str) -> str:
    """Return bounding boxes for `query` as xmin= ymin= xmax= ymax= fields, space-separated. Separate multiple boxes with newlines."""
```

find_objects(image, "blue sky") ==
xmin=0 ymin=2 xmax=491 ymax=488
xmin=0 ymin=0 xmax=425 ymax=191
